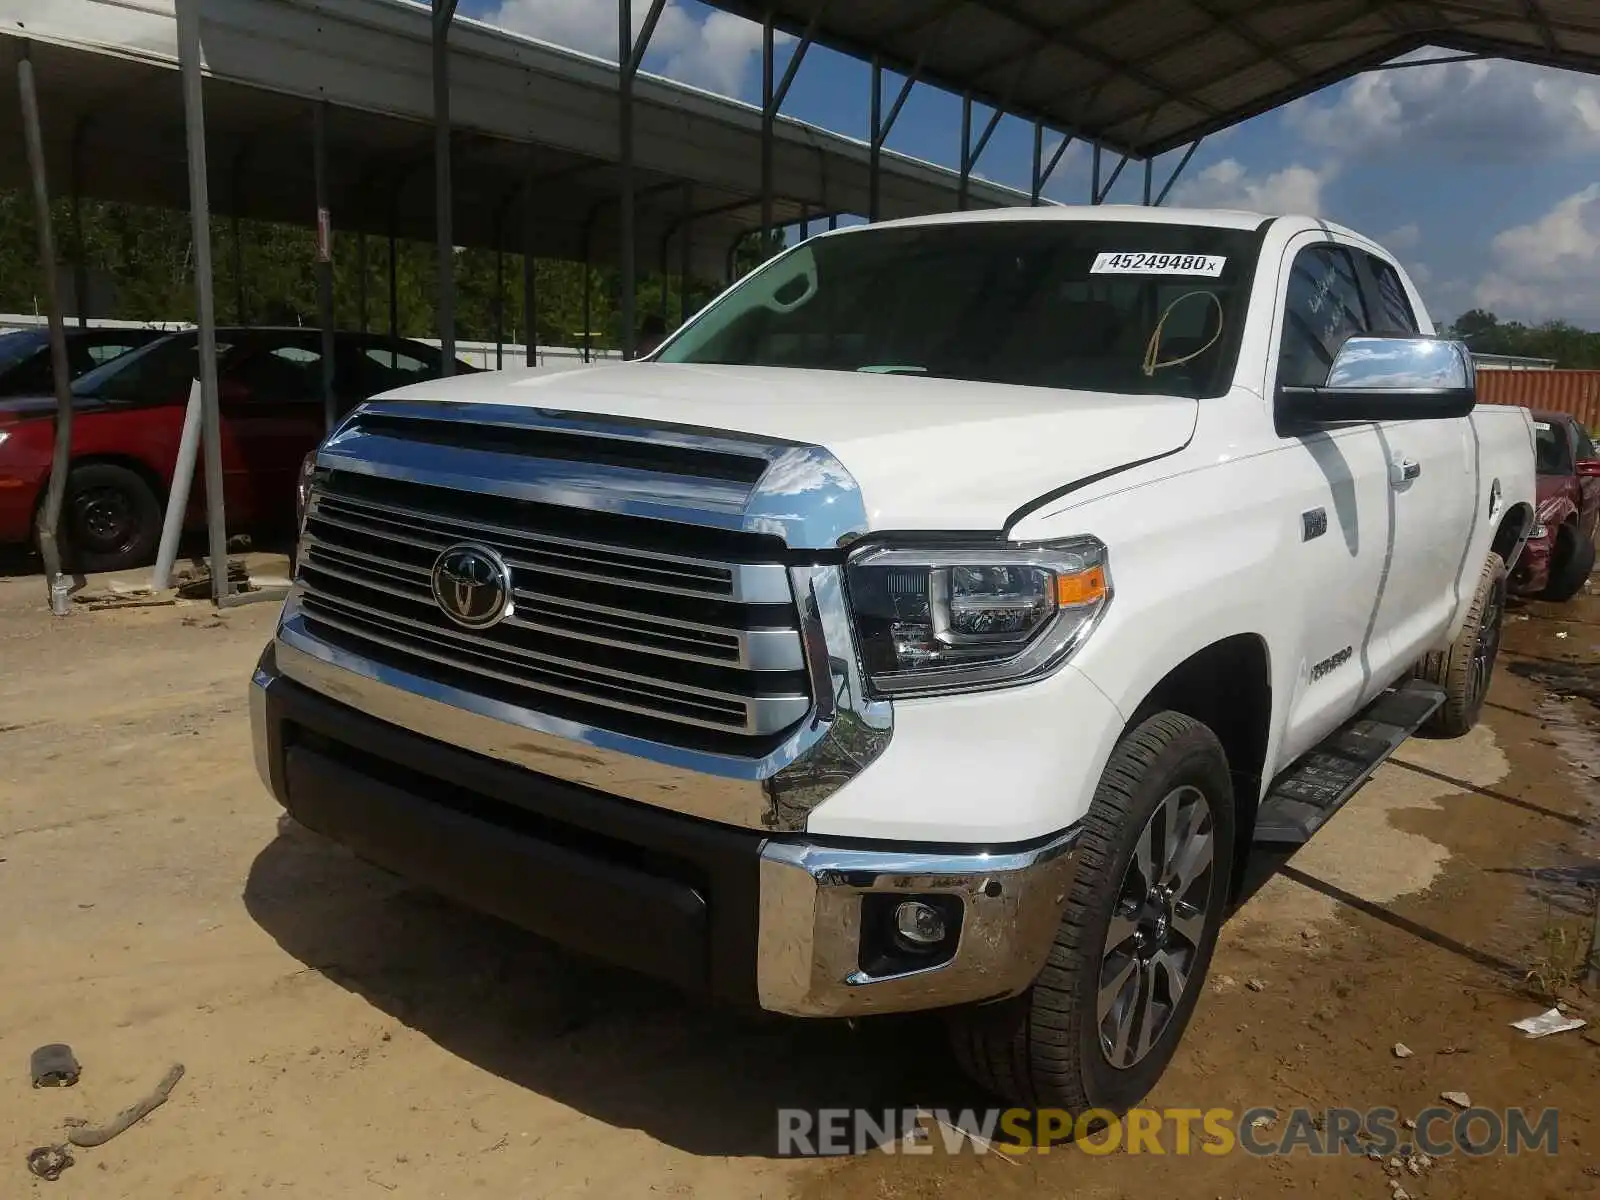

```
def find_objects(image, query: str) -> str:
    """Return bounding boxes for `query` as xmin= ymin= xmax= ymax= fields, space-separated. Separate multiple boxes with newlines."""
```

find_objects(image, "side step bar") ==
xmin=1253 ymin=679 xmax=1446 ymax=846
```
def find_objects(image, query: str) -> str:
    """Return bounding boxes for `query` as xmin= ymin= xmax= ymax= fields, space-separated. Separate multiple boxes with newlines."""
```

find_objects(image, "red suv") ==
xmin=1510 ymin=410 xmax=1600 ymax=601
xmin=0 ymin=327 xmax=473 ymax=571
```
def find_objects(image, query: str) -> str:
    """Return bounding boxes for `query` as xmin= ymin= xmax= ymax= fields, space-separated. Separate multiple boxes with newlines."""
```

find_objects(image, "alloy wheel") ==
xmin=1097 ymin=784 xmax=1216 ymax=1069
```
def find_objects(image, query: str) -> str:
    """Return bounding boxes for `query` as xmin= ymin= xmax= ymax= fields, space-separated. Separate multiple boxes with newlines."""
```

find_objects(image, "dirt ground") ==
xmin=1 ymin=561 xmax=1597 ymax=1199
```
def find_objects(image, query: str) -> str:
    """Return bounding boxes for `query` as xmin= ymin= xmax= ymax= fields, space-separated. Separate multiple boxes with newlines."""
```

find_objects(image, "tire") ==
xmin=1415 ymin=552 xmax=1507 ymax=737
xmin=1541 ymin=525 xmax=1594 ymax=603
xmin=59 ymin=463 xmax=163 ymax=573
xmin=946 ymin=711 xmax=1235 ymax=1115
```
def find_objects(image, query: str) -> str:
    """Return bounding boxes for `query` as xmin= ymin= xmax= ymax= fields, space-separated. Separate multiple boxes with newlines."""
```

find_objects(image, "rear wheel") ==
xmin=1541 ymin=525 xmax=1594 ymax=603
xmin=60 ymin=463 xmax=163 ymax=573
xmin=946 ymin=712 xmax=1234 ymax=1115
xmin=1416 ymin=552 xmax=1506 ymax=737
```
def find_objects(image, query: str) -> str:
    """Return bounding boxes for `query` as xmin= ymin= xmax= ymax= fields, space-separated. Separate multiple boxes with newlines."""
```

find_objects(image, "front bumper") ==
xmin=1509 ymin=529 xmax=1554 ymax=596
xmin=251 ymin=645 xmax=1079 ymax=1017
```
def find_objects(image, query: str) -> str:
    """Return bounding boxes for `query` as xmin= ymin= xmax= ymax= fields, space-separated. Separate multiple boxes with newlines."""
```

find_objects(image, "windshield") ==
xmin=656 ymin=220 xmax=1262 ymax=398
xmin=1534 ymin=420 xmax=1571 ymax=476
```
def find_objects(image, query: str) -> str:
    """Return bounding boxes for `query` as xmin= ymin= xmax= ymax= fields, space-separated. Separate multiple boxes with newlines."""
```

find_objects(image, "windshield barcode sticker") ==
xmin=1091 ymin=252 xmax=1226 ymax=277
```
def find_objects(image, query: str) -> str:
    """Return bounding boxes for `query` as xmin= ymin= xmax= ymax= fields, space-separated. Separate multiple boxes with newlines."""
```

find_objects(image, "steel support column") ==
xmin=1143 ymin=157 xmax=1153 ymax=205
xmin=357 ymin=229 xmax=368 ymax=332
xmin=1091 ymin=143 xmax=1101 ymax=204
xmin=582 ymin=249 xmax=592 ymax=363
xmin=432 ymin=0 xmax=459 ymax=375
xmin=869 ymin=54 xmax=881 ymax=222
xmin=958 ymin=92 xmax=972 ymax=210
xmin=679 ymin=188 xmax=692 ymax=327
xmin=312 ymin=101 xmax=336 ymax=431
xmin=524 ymin=152 xmax=536 ymax=366
xmin=387 ymin=207 xmax=398 ymax=363
xmin=69 ymin=128 xmax=87 ymax=328
xmin=17 ymin=46 xmax=72 ymax=613
xmin=1094 ymin=152 xmax=1129 ymax=204
xmin=760 ymin=11 xmax=775 ymax=244
xmin=175 ymin=0 xmax=230 ymax=605
xmin=1153 ymin=138 xmax=1203 ymax=206
xmin=1031 ymin=123 xmax=1072 ymax=205
xmin=958 ymin=94 xmax=1003 ymax=212
xmin=494 ymin=219 xmax=505 ymax=370
xmin=618 ymin=0 xmax=666 ymax=360
xmin=231 ymin=146 xmax=249 ymax=325
xmin=757 ymin=6 xmax=817 ymax=249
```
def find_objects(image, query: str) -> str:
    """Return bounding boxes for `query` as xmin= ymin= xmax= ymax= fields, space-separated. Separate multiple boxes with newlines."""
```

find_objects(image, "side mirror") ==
xmin=1576 ymin=459 xmax=1600 ymax=479
xmin=1277 ymin=336 xmax=1476 ymax=428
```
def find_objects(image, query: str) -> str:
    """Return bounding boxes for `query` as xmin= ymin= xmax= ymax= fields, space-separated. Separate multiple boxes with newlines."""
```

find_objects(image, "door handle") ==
xmin=1390 ymin=456 xmax=1422 ymax=486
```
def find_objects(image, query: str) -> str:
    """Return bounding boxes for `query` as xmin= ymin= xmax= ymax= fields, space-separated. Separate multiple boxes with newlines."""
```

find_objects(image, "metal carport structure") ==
xmin=0 ymin=0 xmax=1033 ymax=608
xmin=703 ymin=0 xmax=1600 ymax=200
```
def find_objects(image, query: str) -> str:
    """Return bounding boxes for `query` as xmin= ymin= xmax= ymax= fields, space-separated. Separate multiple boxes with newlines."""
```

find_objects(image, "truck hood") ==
xmin=389 ymin=363 xmax=1197 ymax=532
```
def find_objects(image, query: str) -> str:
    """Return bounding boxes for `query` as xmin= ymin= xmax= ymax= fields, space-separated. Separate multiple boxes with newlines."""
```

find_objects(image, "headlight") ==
xmin=0 ymin=429 xmax=10 ymax=449
xmin=1531 ymin=522 xmax=1549 ymax=539
xmin=845 ymin=538 xmax=1110 ymax=696
xmin=295 ymin=450 xmax=318 ymax=534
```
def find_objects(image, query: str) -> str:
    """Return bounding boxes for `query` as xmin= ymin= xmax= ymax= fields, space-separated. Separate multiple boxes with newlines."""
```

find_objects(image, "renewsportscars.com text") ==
xmin=777 ymin=1106 xmax=1560 ymax=1157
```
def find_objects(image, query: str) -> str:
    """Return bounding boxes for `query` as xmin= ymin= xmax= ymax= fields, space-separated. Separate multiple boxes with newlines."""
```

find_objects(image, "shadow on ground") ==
xmin=244 ymin=825 xmax=989 ymax=1158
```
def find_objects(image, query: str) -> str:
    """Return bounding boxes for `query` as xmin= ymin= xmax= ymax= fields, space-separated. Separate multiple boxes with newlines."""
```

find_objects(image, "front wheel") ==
xmin=946 ymin=711 xmax=1234 ymax=1115
xmin=1541 ymin=526 xmax=1594 ymax=603
xmin=1415 ymin=551 xmax=1507 ymax=737
xmin=58 ymin=463 xmax=164 ymax=573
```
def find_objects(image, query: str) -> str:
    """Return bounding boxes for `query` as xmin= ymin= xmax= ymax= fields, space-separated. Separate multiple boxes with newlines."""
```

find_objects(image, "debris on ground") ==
xmin=1511 ymin=1006 xmax=1587 ymax=1038
xmin=1246 ymin=977 xmax=1267 ymax=992
xmin=1250 ymin=1114 xmax=1275 ymax=1131
xmin=29 ymin=1044 xmax=81 ymax=1088
xmin=1392 ymin=1042 xmax=1414 ymax=1058
xmin=25 ymin=1144 xmax=74 ymax=1181
xmin=1390 ymin=1184 xmax=1412 ymax=1200
xmin=1555 ymin=631 xmax=1570 ymax=639
xmin=66 ymin=1063 xmax=185 ymax=1148
xmin=1440 ymin=1090 xmax=1471 ymax=1109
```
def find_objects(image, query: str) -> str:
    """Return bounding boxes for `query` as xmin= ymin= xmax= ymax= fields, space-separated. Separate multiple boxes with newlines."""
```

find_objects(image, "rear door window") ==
xmin=1277 ymin=244 xmax=1370 ymax=388
xmin=1364 ymin=255 xmax=1419 ymax=333
xmin=226 ymin=337 xmax=324 ymax=404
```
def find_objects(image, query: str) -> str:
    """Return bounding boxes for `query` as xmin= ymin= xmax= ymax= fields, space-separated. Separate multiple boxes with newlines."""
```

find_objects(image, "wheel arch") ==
xmin=1492 ymin=501 xmax=1536 ymax=568
xmin=1126 ymin=633 xmax=1272 ymax=900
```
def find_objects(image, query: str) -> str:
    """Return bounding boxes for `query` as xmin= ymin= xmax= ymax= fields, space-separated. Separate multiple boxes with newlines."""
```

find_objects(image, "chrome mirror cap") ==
xmin=1326 ymin=336 xmax=1473 ymax=391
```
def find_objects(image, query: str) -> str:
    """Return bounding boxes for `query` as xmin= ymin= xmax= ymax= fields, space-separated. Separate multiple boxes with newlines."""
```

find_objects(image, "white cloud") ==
xmin=1172 ymin=158 xmax=1330 ymax=216
xmin=484 ymin=0 xmax=774 ymax=97
xmin=1471 ymin=185 xmax=1600 ymax=323
xmin=1380 ymin=222 xmax=1421 ymax=252
xmin=1286 ymin=57 xmax=1600 ymax=163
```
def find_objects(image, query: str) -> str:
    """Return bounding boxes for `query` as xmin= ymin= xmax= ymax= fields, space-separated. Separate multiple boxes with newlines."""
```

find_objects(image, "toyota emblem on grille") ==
xmin=431 ymin=543 xmax=514 ymax=629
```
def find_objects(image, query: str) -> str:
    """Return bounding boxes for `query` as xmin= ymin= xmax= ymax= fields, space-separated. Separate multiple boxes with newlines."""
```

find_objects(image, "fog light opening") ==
xmin=893 ymin=900 xmax=948 ymax=952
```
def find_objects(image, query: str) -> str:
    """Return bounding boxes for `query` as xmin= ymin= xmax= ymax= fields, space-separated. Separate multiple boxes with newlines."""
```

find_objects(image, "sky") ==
xmin=461 ymin=0 xmax=1600 ymax=330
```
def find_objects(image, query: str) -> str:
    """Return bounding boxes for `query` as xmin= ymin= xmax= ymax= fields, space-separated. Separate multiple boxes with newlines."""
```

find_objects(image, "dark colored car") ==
xmin=0 ymin=326 xmax=163 ymax=396
xmin=1509 ymin=410 xmax=1600 ymax=601
xmin=0 ymin=327 xmax=475 ymax=572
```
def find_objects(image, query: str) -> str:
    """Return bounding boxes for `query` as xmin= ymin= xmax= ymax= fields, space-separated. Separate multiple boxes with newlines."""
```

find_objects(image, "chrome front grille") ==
xmin=295 ymin=471 xmax=812 ymax=749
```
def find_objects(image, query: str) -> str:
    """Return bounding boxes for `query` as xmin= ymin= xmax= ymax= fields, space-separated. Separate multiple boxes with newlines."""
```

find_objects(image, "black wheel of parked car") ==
xmin=945 ymin=711 xmax=1235 ymax=1119
xmin=60 ymin=463 xmax=163 ymax=573
xmin=1541 ymin=525 xmax=1595 ymax=603
xmin=1416 ymin=551 xmax=1507 ymax=737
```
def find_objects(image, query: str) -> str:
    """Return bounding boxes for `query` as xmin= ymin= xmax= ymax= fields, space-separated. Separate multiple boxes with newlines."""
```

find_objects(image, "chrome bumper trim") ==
xmin=756 ymin=827 xmax=1081 ymax=1016
xmin=269 ymin=567 xmax=890 ymax=832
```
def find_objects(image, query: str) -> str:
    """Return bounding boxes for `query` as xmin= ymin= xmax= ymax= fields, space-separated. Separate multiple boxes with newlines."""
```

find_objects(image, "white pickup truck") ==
xmin=251 ymin=206 xmax=1536 ymax=1115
